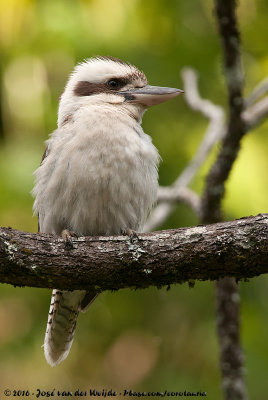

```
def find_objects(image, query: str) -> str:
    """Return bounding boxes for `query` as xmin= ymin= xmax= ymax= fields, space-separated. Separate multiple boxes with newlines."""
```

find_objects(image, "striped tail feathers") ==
xmin=44 ymin=289 xmax=86 ymax=367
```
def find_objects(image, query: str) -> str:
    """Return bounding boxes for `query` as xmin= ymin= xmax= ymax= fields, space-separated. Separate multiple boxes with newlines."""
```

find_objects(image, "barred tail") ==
xmin=44 ymin=289 xmax=86 ymax=366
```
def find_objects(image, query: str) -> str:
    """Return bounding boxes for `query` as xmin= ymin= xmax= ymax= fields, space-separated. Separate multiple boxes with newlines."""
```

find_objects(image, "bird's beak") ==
xmin=119 ymin=85 xmax=184 ymax=107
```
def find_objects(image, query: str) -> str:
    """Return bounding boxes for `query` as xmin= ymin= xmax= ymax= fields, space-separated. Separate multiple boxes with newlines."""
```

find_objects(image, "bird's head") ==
xmin=58 ymin=56 xmax=183 ymax=126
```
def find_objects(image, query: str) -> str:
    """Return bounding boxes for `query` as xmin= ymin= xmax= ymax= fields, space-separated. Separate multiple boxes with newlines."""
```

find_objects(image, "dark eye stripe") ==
xmin=74 ymin=74 xmax=143 ymax=96
xmin=73 ymin=72 xmax=148 ymax=97
xmin=74 ymin=79 xmax=126 ymax=96
xmin=74 ymin=78 xmax=130 ymax=97
xmin=73 ymin=81 xmax=106 ymax=96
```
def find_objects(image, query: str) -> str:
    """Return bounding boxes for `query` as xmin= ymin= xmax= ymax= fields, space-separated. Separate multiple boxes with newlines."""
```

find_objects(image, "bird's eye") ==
xmin=107 ymin=79 xmax=120 ymax=89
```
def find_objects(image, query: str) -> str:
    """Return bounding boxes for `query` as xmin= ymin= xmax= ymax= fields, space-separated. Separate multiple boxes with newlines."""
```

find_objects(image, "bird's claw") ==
xmin=122 ymin=228 xmax=139 ymax=243
xmin=61 ymin=229 xmax=78 ymax=249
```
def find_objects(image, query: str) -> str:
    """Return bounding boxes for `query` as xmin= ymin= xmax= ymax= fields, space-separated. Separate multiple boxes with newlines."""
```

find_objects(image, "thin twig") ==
xmin=157 ymin=186 xmax=200 ymax=216
xmin=175 ymin=68 xmax=226 ymax=187
xmin=243 ymin=96 xmax=268 ymax=130
xmin=245 ymin=76 xmax=268 ymax=107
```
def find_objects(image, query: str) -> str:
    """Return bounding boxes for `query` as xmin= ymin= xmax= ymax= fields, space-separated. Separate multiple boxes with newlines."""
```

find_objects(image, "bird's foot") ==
xmin=121 ymin=228 xmax=139 ymax=243
xmin=61 ymin=229 xmax=78 ymax=249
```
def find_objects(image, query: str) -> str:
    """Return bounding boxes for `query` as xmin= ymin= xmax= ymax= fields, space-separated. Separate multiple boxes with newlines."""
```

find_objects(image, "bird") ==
xmin=32 ymin=56 xmax=183 ymax=367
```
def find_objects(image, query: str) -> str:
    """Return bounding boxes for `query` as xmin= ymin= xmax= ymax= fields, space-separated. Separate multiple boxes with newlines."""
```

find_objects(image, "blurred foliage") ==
xmin=0 ymin=0 xmax=267 ymax=398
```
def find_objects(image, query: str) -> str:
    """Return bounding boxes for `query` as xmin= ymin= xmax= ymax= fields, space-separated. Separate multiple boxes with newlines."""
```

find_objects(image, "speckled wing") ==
xmin=37 ymin=145 xmax=99 ymax=366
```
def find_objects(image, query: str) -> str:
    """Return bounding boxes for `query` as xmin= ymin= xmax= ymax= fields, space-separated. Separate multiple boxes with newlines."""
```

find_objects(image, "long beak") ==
xmin=119 ymin=85 xmax=184 ymax=107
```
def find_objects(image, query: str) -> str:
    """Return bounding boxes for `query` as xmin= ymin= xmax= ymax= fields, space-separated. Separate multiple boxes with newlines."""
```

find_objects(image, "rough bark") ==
xmin=0 ymin=214 xmax=267 ymax=292
xmin=215 ymin=278 xmax=246 ymax=400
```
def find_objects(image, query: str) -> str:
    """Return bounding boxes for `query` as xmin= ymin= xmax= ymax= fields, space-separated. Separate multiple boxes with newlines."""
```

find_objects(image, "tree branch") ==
xmin=174 ymin=67 xmax=226 ymax=188
xmin=203 ymin=1 xmax=248 ymax=399
xmin=201 ymin=1 xmax=245 ymax=223
xmin=0 ymin=214 xmax=267 ymax=292
xmin=144 ymin=68 xmax=225 ymax=231
xmin=157 ymin=186 xmax=201 ymax=216
xmin=245 ymin=76 xmax=268 ymax=107
xmin=243 ymin=96 xmax=268 ymax=130
xmin=144 ymin=67 xmax=268 ymax=233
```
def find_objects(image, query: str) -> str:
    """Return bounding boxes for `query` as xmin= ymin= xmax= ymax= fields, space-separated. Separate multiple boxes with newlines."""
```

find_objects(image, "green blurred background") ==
xmin=0 ymin=0 xmax=267 ymax=398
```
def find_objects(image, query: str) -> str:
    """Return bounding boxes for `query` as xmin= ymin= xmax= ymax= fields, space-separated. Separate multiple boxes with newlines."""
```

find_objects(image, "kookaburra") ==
xmin=32 ymin=56 xmax=183 ymax=366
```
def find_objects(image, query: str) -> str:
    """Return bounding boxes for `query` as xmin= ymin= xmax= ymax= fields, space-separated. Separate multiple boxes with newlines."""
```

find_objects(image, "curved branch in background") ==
xmin=145 ymin=64 xmax=268 ymax=233
xmin=243 ymin=96 xmax=268 ymax=130
xmin=0 ymin=215 xmax=267 ymax=291
xmin=157 ymin=186 xmax=200 ymax=216
xmin=174 ymin=68 xmax=226 ymax=188
xmin=144 ymin=68 xmax=225 ymax=231
xmin=245 ymin=76 xmax=268 ymax=107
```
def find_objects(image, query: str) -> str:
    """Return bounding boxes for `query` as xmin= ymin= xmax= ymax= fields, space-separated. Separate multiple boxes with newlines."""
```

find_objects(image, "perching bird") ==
xmin=32 ymin=56 xmax=183 ymax=366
